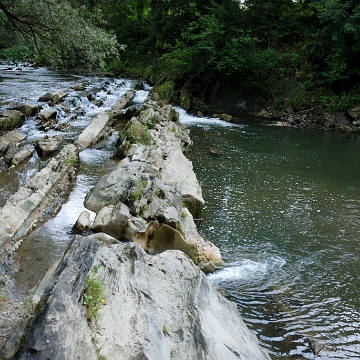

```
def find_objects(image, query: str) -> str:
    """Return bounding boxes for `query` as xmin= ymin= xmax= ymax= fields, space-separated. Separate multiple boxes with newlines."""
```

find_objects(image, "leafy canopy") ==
xmin=0 ymin=0 xmax=121 ymax=69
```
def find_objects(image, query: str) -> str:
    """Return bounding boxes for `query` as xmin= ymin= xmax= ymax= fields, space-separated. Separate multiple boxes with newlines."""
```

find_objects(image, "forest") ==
xmin=1 ymin=0 xmax=360 ymax=114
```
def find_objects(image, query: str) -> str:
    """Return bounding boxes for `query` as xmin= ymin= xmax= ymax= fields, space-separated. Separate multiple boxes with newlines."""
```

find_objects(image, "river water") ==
xmin=178 ymin=109 xmax=360 ymax=359
xmin=0 ymin=63 xmax=149 ymax=291
xmin=2 ymin=65 xmax=360 ymax=359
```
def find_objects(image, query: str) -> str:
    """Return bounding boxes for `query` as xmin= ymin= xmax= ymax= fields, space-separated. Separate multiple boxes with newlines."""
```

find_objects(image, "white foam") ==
xmin=175 ymin=107 xmax=242 ymax=128
xmin=133 ymin=90 xmax=150 ymax=104
xmin=208 ymin=256 xmax=286 ymax=283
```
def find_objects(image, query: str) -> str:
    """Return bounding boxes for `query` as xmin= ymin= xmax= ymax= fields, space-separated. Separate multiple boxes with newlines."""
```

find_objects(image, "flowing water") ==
xmin=0 ymin=63 xmax=150 ymax=291
xmin=177 ymin=109 xmax=360 ymax=359
xmin=2 ymin=64 xmax=360 ymax=359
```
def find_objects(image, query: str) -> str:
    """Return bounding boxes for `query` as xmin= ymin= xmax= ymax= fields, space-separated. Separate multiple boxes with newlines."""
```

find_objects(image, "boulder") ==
xmin=6 ymin=236 xmax=270 ymax=360
xmin=0 ymin=130 xmax=26 ymax=160
xmin=180 ymin=208 xmax=223 ymax=273
xmin=72 ymin=210 xmax=91 ymax=233
xmin=255 ymin=109 xmax=276 ymax=119
xmin=35 ymin=136 xmax=62 ymax=157
xmin=220 ymin=113 xmax=234 ymax=122
xmin=76 ymin=111 xmax=111 ymax=149
xmin=0 ymin=110 xmax=25 ymax=131
xmin=323 ymin=113 xmax=336 ymax=129
xmin=69 ymin=82 xmax=88 ymax=91
xmin=0 ymin=139 xmax=9 ymax=154
xmin=38 ymin=91 xmax=68 ymax=105
xmin=85 ymin=158 xmax=183 ymax=226
xmin=0 ymin=144 xmax=79 ymax=259
xmin=347 ymin=106 xmax=360 ymax=121
xmin=112 ymin=90 xmax=135 ymax=113
xmin=0 ymin=129 xmax=25 ymax=144
xmin=2 ymin=143 xmax=17 ymax=165
xmin=148 ymin=223 xmax=198 ymax=260
xmin=90 ymin=203 xmax=131 ymax=238
xmin=11 ymin=103 xmax=41 ymax=117
xmin=35 ymin=108 xmax=57 ymax=123
xmin=10 ymin=147 xmax=34 ymax=168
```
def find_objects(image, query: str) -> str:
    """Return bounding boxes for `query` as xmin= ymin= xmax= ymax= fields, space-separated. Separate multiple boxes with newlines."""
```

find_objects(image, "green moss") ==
xmin=133 ymin=179 xmax=148 ymax=201
xmin=181 ymin=211 xmax=187 ymax=221
xmin=156 ymin=80 xmax=175 ymax=101
xmin=125 ymin=120 xmax=152 ymax=145
xmin=64 ymin=157 xmax=78 ymax=166
xmin=82 ymin=264 xmax=105 ymax=323
xmin=182 ymin=199 xmax=203 ymax=220
xmin=162 ymin=324 xmax=169 ymax=335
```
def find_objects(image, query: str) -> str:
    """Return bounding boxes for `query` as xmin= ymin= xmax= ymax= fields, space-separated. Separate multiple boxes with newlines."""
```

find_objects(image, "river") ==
xmin=1 ymin=64 xmax=360 ymax=359
xmin=178 ymin=109 xmax=360 ymax=359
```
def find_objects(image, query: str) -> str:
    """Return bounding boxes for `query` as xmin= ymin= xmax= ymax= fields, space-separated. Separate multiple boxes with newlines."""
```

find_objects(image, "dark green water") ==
xmin=181 ymin=112 xmax=360 ymax=359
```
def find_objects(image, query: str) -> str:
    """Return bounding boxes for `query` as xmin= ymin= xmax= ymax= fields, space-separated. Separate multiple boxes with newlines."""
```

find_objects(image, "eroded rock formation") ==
xmin=85 ymin=96 xmax=222 ymax=272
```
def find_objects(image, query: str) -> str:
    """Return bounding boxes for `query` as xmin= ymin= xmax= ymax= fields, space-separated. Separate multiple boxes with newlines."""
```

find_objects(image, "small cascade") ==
xmin=0 ymin=64 xmax=150 ymax=292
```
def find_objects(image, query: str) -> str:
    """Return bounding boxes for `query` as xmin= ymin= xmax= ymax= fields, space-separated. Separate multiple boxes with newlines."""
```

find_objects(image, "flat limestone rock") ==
xmin=10 ymin=147 xmax=34 ymax=168
xmin=0 ymin=129 xmax=26 ymax=143
xmin=0 ymin=144 xmax=79 ymax=256
xmin=8 ymin=236 xmax=270 ymax=360
xmin=76 ymin=112 xmax=110 ymax=149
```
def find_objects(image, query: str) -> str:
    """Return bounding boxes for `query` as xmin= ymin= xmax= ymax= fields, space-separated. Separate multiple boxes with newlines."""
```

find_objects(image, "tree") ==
xmin=303 ymin=0 xmax=360 ymax=85
xmin=0 ymin=0 xmax=120 ymax=69
xmin=242 ymin=0 xmax=303 ymax=48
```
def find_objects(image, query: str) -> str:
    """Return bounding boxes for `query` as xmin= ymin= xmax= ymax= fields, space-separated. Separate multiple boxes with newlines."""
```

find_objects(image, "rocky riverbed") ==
xmin=0 ymin=67 xmax=270 ymax=359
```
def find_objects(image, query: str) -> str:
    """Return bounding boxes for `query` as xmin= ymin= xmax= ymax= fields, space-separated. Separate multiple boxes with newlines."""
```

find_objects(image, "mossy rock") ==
xmin=0 ymin=110 xmax=25 ymax=131
xmin=182 ymin=197 xmax=203 ymax=220
xmin=124 ymin=119 xmax=152 ymax=145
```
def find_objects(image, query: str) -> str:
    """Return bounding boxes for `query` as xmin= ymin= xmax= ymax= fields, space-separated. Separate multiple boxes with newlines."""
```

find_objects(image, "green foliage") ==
xmin=303 ymin=0 xmax=360 ymax=84
xmin=82 ymin=264 xmax=105 ymax=322
xmin=159 ymin=11 xmax=258 ymax=86
xmin=281 ymin=82 xmax=360 ymax=112
xmin=243 ymin=0 xmax=303 ymax=47
xmin=64 ymin=157 xmax=78 ymax=166
xmin=2 ymin=0 xmax=360 ymax=111
xmin=181 ymin=211 xmax=187 ymax=221
xmin=133 ymin=179 xmax=147 ymax=201
xmin=24 ymin=298 xmax=35 ymax=314
xmin=162 ymin=324 xmax=169 ymax=335
xmin=0 ymin=0 xmax=121 ymax=69
xmin=0 ymin=45 xmax=34 ymax=63
xmin=125 ymin=121 xmax=152 ymax=145
xmin=156 ymin=80 xmax=175 ymax=101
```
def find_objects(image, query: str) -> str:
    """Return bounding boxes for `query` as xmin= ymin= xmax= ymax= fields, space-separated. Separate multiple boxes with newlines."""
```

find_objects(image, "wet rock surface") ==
xmin=0 ymin=110 xmax=25 ymax=131
xmin=0 ymin=143 xmax=79 ymax=267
